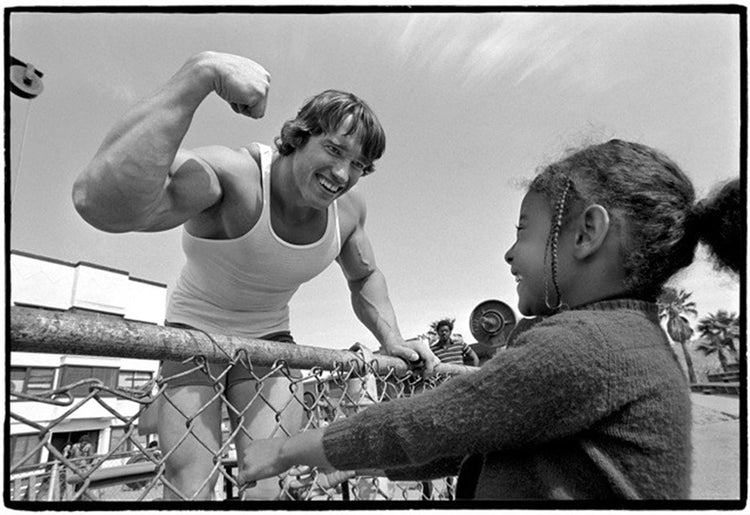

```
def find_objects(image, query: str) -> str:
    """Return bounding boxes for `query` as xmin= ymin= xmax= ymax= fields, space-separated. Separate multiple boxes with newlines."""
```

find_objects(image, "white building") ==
xmin=9 ymin=250 xmax=166 ymax=471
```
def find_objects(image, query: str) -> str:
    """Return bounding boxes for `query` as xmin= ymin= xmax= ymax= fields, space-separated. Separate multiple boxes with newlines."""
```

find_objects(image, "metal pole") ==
xmin=47 ymin=461 xmax=58 ymax=501
xmin=10 ymin=305 xmax=477 ymax=376
xmin=9 ymin=306 xmax=407 ymax=373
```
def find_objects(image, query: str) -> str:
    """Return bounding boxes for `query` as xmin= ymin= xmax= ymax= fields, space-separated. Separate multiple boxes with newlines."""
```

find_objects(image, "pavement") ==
xmin=689 ymin=392 xmax=744 ymax=500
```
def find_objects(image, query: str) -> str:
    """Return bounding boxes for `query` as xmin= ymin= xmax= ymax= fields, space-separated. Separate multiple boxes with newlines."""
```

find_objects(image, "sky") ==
xmin=7 ymin=6 xmax=743 ymax=353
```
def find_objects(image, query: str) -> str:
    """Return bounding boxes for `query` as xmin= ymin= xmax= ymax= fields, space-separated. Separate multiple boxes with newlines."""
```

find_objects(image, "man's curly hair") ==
xmin=431 ymin=318 xmax=455 ymax=332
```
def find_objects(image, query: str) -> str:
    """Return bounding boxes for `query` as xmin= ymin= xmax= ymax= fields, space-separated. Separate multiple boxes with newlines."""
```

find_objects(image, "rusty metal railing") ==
xmin=9 ymin=305 xmax=475 ymax=502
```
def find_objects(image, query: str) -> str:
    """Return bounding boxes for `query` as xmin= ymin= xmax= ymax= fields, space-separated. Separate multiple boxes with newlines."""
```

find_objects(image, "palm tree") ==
xmin=657 ymin=287 xmax=698 ymax=384
xmin=696 ymin=310 xmax=740 ymax=372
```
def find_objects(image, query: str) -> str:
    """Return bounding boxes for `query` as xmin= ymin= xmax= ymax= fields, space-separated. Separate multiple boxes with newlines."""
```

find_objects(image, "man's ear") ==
xmin=573 ymin=204 xmax=611 ymax=259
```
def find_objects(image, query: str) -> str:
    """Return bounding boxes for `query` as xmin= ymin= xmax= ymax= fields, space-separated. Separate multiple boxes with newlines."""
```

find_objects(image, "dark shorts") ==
xmin=160 ymin=323 xmax=300 ymax=389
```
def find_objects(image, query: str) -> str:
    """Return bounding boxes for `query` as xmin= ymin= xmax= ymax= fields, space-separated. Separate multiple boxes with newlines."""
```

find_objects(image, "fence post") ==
xmin=48 ymin=462 xmax=59 ymax=501
xmin=341 ymin=480 xmax=350 ymax=501
xmin=28 ymin=473 xmax=37 ymax=500
xmin=224 ymin=464 xmax=235 ymax=500
xmin=12 ymin=477 xmax=22 ymax=500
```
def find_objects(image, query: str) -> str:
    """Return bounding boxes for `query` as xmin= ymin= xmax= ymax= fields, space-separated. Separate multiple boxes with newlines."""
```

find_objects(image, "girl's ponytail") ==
xmin=692 ymin=178 xmax=742 ymax=275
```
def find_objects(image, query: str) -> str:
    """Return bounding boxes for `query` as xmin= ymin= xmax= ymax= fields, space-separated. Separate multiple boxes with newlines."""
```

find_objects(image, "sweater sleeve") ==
xmin=383 ymin=455 xmax=462 ymax=481
xmin=322 ymin=313 xmax=647 ymax=472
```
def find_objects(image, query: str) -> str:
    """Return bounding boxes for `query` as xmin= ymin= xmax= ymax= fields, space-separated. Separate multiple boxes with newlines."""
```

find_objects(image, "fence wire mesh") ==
xmin=9 ymin=306 xmax=473 ymax=502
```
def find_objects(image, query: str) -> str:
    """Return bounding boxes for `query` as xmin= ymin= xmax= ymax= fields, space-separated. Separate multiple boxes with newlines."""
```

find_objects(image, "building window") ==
xmin=10 ymin=366 xmax=56 ymax=395
xmin=109 ymin=426 xmax=147 ymax=456
xmin=10 ymin=434 xmax=43 ymax=470
xmin=58 ymin=365 xmax=118 ymax=397
xmin=10 ymin=368 xmax=26 ymax=393
xmin=117 ymin=370 xmax=153 ymax=392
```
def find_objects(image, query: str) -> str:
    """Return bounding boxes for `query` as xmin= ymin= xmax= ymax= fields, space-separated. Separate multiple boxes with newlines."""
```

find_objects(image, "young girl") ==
xmin=237 ymin=139 xmax=741 ymax=500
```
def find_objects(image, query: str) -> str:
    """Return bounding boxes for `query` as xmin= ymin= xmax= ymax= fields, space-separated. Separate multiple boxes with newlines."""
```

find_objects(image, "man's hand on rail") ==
xmin=380 ymin=336 xmax=440 ymax=377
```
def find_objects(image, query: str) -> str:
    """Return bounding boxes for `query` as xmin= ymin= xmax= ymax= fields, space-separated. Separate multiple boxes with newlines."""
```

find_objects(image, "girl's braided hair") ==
xmin=529 ymin=139 xmax=741 ymax=301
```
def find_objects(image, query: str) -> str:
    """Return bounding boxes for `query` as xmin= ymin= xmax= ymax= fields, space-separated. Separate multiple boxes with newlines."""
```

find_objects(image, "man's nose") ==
xmin=331 ymin=160 xmax=350 ymax=182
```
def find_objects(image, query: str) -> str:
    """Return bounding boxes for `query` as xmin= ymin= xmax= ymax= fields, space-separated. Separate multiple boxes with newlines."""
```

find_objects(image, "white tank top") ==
xmin=166 ymin=143 xmax=342 ymax=338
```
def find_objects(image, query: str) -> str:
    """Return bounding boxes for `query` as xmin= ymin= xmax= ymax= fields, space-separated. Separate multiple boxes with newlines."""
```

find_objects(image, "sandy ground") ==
xmin=690 ymin=393 xmax=743 ymax=500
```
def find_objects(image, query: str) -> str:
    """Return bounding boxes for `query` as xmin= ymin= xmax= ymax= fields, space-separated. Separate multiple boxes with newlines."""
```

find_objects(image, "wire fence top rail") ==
xmin=10 ymin=304 xmax=476 ymax=375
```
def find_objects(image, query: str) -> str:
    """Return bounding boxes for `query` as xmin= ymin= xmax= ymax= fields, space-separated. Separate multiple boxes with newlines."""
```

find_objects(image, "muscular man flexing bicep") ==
xmin=72 ymin=51 xmax=269 ymax=233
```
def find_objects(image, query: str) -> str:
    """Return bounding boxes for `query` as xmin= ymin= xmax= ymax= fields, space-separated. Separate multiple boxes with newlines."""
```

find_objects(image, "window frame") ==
xmin=117 ymin=369 xmax=154 ymax=392
xmin=10 ymin=433 xmax=43 ymax=469
xmin=9 ymin=366 xmax=56 ymax=395
xmin=58 ymin=364 xmax=119 ymax=398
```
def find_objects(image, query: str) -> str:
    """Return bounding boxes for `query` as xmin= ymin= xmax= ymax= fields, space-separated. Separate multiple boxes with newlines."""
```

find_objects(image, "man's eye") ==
xmin=326 ymin=145 xmax=341 ymax=155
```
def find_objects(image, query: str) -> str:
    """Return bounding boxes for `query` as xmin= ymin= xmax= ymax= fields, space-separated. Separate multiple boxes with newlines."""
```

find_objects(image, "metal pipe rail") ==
xmin=10 ymin=305 xmax=475 ymax=376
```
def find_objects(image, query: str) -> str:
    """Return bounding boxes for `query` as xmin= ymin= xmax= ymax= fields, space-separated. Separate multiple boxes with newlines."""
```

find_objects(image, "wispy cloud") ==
xmin=394 ymin=13 xmax=629 ymax=93
xmin=74 ymin=45 xmax=140 ymax=106
xmin=100 ymin=78 xmax=139 ymax=106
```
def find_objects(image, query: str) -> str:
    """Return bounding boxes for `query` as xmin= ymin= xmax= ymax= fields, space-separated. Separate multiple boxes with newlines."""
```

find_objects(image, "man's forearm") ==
xmin=349 ymin=269 xmax=403 ymax=347
xmin=72 ymin=52 xmax=216 ymax=230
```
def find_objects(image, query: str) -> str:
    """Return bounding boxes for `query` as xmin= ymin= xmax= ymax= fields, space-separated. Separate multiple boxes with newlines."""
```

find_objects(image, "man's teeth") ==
xmin=318 ymin=176 xmax=343 ymax=194
xmin=515 ymin=275 xmax=522 ymax=283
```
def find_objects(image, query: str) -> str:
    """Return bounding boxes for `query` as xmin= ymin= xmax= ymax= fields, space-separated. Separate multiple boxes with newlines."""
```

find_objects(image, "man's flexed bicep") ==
xmin=73 ymin=145 xmax=225 ymax=233
xmin=135 ymin=147 xmax=225 ymax=232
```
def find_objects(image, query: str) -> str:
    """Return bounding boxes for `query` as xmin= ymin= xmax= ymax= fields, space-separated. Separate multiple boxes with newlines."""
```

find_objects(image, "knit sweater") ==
xmin=322 ymin=299 xmax=692 ymax=500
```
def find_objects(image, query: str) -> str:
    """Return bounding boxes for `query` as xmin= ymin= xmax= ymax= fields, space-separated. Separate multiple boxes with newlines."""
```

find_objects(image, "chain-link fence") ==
xmin=9 ymin=305 xmax=475 ymax=503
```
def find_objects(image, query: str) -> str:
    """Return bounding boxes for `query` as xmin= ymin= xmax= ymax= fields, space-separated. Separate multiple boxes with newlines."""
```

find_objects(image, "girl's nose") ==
xmin=504 ymin=244 xmax=514 ymax=264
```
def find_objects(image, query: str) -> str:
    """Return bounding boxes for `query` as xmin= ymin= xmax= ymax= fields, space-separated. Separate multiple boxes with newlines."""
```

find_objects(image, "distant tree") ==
xmin=696 ymin=310 xmax=740 ymax=372
xmin=657 ymin=287 xmax=697 ymax=384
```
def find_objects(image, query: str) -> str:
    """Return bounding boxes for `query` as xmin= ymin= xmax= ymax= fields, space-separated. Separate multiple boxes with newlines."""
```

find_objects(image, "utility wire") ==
xmin=12 ymin=100 xmax=33 ymax=206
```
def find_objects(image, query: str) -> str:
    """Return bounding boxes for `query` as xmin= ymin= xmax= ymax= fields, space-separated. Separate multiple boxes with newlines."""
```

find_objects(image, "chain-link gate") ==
xmin=9 ymin=305 xmax=476 ymax=502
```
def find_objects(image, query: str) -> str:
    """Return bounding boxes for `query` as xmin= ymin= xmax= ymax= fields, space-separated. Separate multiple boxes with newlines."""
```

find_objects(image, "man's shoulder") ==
xmin=181 ymin=144 xmax=264 ymax=229
xmin=338 ymin=187 xmax=366 ymax=214
xmin=335 ymin=187 xmax=367 ymax=237
xmin=197 ymin=145 xmax=264 ymax=204
xmin=189 ymin=143 xmax=261 ymax=178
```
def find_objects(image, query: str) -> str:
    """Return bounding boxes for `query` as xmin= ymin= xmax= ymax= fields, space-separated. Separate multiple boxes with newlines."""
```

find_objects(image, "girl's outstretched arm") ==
xmin=239 ymin=430 xmax=387 ymax=492
xmin=238 ymin=428 xmax=331 ymax=488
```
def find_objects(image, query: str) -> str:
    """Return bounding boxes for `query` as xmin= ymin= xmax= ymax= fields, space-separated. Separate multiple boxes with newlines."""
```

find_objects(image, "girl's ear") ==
xmin=573 ymin=204 xmax=611 ymax=259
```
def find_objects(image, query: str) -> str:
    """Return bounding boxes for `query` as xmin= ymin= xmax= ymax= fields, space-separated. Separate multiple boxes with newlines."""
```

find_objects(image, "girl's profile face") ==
xmin=504 ymin=191 xmax=555 ymax=316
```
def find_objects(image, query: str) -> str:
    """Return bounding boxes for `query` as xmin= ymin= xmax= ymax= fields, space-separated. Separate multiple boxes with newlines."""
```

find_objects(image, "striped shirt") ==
xmin=430 ymin=339 xmax=472 ymax=365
